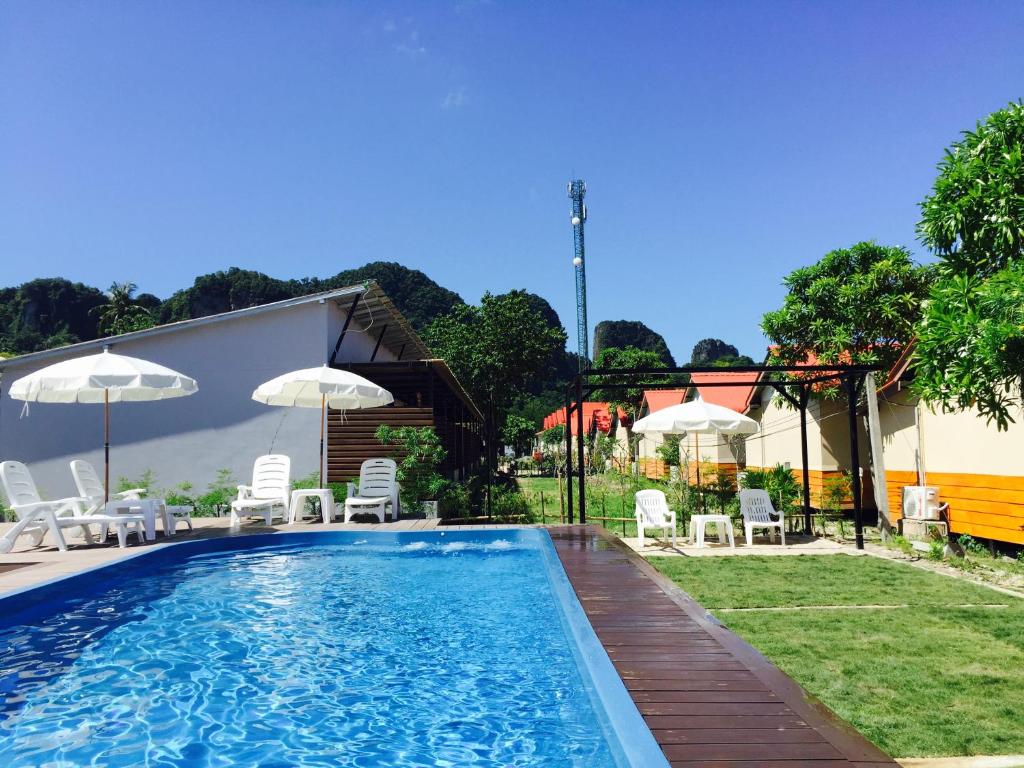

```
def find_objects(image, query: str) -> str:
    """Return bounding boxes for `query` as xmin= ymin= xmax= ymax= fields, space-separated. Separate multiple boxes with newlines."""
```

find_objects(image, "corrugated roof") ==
xmin=689 ymin=372 xmax=761 ymax=413
xmin=0 ymin=280 xmax=430 ymax=370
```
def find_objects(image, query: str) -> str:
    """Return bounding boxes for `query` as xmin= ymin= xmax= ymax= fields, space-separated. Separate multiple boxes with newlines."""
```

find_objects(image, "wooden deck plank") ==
xmin=549 ymin=526 xmax=896 ymax=767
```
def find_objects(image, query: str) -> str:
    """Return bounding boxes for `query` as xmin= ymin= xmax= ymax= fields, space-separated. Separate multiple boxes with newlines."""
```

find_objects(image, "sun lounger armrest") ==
xmin=347 ymin=482 xmax=356 ymax=498
xmin=236 ymin=485 xmax=253 ymax=501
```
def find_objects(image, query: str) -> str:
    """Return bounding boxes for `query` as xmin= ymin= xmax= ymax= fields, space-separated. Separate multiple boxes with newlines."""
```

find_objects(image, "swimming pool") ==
xmin=0 ymin=529 xmax=668 ymax=767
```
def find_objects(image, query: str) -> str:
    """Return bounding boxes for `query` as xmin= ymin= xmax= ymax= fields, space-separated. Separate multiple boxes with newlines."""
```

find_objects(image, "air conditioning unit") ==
xmin=902 ymin=486 xmax=942 ymax=520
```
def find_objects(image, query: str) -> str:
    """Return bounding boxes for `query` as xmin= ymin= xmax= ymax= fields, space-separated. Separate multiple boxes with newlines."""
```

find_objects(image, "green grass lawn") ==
xmin=648 ymin=554 xmax=1024 ymax=759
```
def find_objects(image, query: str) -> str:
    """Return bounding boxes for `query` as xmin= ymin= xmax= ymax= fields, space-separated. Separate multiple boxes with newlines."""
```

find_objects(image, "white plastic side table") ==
xmin=289 ymin=489 xmax=335 ymax=524
xmin=689 ymin=514 xmax=736 ymax=548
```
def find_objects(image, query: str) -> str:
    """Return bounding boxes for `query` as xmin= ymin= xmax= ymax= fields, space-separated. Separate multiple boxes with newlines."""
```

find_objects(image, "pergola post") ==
xmin=845 ymin=374 xmax=865 ymax=550
xmin=576 ymin=375 xmax=587 ymax=524
xmin=798 ymin=383 xmax=813 ymax=536
xmin=565 ymin=392 xmax=574 ymax=524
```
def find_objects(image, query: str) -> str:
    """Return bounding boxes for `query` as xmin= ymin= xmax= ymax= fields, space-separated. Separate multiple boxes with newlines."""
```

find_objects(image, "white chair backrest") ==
xmin=0 ymin=461 xmax=42 ymax=512
xmin=358 ymin=458 xmax=397 ymax=499
xmin=251 ymin=455 xmax=291 ymax=502
xmin=740 ymin=489 xmax=776 ymax=523
xmin=70 ymin=460 xmax=105 ymax=501
xmin=635 ymin=489 xmax=670 ymax=525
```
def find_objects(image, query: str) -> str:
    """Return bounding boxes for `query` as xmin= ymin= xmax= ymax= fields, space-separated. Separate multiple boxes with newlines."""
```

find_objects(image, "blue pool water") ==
xmin=0 ymin=530 xmax=667 ymax=767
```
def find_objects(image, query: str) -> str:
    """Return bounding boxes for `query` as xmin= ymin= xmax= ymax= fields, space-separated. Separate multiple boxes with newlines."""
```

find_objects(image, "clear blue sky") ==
xmin=2 ymin=2 xmax=1022 ymax=362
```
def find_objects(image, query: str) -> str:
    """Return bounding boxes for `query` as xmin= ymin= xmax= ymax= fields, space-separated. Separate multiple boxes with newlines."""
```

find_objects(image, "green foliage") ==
xmin=291 ymin=471 xmax=348 ymax=502
xmin=593 ymin=320 xmax=675 ymax=366
xmin=762 ymin=241 xmax=931 ymax=394
xmin=655 ymin=434 xmax=682 ymax=467
xmin=928 ymin=538 xmax=946 ymax=561
xmin=489 ymin=486 xmax=533 ymax=522
xmin=376 ymin=425 xmax=447 ymax=511
xmin=740 ymin=464 xmax=801 ymax=512
xmin=913 ymin=102 xmax=1024 ymax=428
xmin=0 ymin=278 xmax=107 ymax=355
xmin=591 ymin=346 xmax=667 ymax=423
xmin=116 ymin=469 xmax=157 ymax=494
xmin=439 ymin=481 xmax=472 ymax=519
xmin=540 ymin=424 xmax=565 ymax=446
xmin=93 ymin=282 xmax=156 ymax=336
xmin=918 ymin=101 xmax=1024 ymax=278
xmin=195 ymin=468 xmax=238 ymax=517
xmin=914 ymin=260 xmax=1024 ymax=428
xmin=957 ymin=534 xmax=988 ymax=556
xmin=590 ymin=433 xmax=616 ymax=470
xmin=500 ymin=414 xmax=535 ymax=456
xmin=820 ymin=472 xmax=852 ymax=537
xmin=423 ymin=290 xmax=567 ymax=426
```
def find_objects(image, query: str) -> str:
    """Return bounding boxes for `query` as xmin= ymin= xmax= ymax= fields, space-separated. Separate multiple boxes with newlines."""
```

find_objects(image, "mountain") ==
xmin=592 ymin=320 xmax=675 ymax=366
xmin=690 ymin=338 xmax=755 ymax=366
xmin=0 ymin=263 xmax=464 ymax=357
xmin=0 ymin=278 xmax=108 ymax=354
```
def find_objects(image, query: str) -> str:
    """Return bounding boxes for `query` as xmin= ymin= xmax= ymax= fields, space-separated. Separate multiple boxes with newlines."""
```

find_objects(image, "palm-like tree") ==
xmin=93 ymin=282 xmax=155 ymax=336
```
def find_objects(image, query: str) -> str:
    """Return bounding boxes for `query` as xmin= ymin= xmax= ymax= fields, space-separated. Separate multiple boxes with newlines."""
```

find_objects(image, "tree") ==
xmin=914 ymin=102 xmax=1024 ymax=428
xmin=0 ymin=278 xmax=107 ymax=354
xmin=761 ymin=241 xmax=931 ymax=383
xmin=93 ymin=282 xmax=156 ymax=336
xmin=501 ymin=414 xmax=536 ymax=456
xmin=423 ymin=289 xmax=567 ymax=437
xmin=591 ymin=346 xmax=667 ymax=466
xmin=593 ymin=320 xmax=675 ymax=366
xmin=690 ymin=338 xmax=754 ymax=366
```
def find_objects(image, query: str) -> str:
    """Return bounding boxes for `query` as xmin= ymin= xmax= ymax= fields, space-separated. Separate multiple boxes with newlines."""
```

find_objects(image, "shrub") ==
xmin=490 ymin=486 xmax=533 ymax=523
xmin=439 ymin=482 xmax=471 ymax=519
xmin=376 ymin=425 xmax=447 ymax=513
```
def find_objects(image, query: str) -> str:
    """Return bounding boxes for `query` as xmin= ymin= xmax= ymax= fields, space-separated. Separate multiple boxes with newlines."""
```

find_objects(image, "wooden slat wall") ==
xmin=885 ymin=469 xmax=1024 ymax=544
xmin=326 ymin=407 xmax=434 ymax=482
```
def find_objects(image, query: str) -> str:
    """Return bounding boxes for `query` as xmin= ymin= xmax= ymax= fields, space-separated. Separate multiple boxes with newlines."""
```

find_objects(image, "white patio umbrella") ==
xmin=251 ymin=365 xmax=393 ymax=487
xmin=633 ymin=399 xmax=758 ymax=500
xmin=8 ymin=349 xmax=199 ymax=501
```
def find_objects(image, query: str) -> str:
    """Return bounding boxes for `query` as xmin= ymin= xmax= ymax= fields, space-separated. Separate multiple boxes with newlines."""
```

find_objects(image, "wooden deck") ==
xmin=549 ymin=526 xmax=897 ymax=767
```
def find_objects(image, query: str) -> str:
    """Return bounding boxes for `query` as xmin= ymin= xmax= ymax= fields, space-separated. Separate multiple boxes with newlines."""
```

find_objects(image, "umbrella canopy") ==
xmin=8 ymin=349 xmax=198 ymax=501
xmin=9 ymin=350 xmax=198 ymax=403
xmin=633 ymin=399 xmax=758 ymax=436
xmin=252 ymin=365 xmax=392 ymax=410
xmin=252 ymin=365 xmax=393 ymax=487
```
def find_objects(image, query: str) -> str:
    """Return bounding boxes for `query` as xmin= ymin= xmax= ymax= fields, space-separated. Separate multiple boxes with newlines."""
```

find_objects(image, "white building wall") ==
xmin=0 ymin=301 xmax=395 ymax=500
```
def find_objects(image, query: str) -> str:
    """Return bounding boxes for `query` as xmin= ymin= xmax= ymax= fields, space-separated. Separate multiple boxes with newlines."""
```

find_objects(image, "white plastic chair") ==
xmin=0 ymin=461 xmax=145 ymax=552
xmin=739 ymin=489 xmax=786 ymax=546
xmin=344 ymin=458 xmax=399 ymax=523
xmin=230 ymin=455 xmax=291 ymax=526
xmin=635 ymin=489 xmax=677 ymax=547
xmin=71 ymin=459 xmax=193 ymax=537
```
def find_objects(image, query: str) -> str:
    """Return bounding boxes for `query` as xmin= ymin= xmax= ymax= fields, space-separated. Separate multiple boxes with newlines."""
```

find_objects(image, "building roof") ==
xmin=0 ymin=280 xmax=431 ymax=370
xmin=689 ymin=371 xmax=761 ymax=413
xmin=643 ymin=388 xmax=688 ymax=414
xmin=878 ymin=339 xmax=917 ymax=397
xmin=541 ymin=402 xmax=612 ymax=436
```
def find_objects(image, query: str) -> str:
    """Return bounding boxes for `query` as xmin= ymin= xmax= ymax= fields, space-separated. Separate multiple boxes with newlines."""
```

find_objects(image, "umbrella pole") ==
xmin=104 ymin=388 xmax=110 ymax=503
xmin=319 ymin=394 xmax=325 ymax=488
xmin=695 ymin=432 xmax=701 ymax=512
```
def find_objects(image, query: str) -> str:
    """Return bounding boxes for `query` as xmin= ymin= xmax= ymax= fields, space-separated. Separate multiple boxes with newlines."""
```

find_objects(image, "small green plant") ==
xmin=490 ymin=486 xmax=533 ymax=523
xmin=116 ymin=469 xmax=157 ymax=494
xmin=886 ymin=534 xmax=915 ymax=557
xmin=655 ymin=435 xmax=682 ymax=468
xmin=439 ymin=482 xmax=472 ymax=519
xmin=376 ymin=425 xmax=447 ymax=514
xmin=820 ymin=473 xmax=852 ymax=538
xmin=927 ymin=538 xmax=946 ymax=561
xmin=194 ymin=468 xmax=238 ymax=517
xmin=957 ymin=534 xmax=987 ymax=556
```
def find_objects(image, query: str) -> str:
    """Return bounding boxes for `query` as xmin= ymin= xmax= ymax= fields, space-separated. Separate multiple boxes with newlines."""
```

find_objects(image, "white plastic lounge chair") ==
xmin=635 ymin=489 xmax=677 ymax=547
xmin=344 ymin=458 xmax=399 ymax=523
xmin=739 ymin=489 xmax=786 ymax=546
xmin=230 ymin=455 xmax=291 ymax=526
xmin=0 ymin=461 xmax=145 ymax=552
xmin=70 ymin=459 xmax=193 ymax=537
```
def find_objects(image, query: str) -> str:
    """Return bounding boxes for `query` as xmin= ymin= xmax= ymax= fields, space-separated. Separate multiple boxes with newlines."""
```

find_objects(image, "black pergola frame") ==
xmin=564 ymin=364 xmax=880 ymax=549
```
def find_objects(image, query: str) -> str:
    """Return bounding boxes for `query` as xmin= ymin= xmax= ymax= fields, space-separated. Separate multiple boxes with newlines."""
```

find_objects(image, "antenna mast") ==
xmin=567 ymin=179 xmax=589 ymax=369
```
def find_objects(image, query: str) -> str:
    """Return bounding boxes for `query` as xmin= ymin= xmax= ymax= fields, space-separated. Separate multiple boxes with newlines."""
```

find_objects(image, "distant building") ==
xmin=0 ymin=281 xmax=481 ymax=500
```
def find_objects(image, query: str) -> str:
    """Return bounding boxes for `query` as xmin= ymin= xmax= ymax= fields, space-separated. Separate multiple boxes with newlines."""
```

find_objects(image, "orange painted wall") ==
xmin=885 ymin=470 xmax=1024 ymax=545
